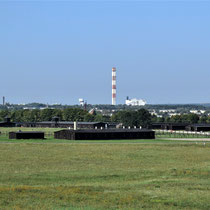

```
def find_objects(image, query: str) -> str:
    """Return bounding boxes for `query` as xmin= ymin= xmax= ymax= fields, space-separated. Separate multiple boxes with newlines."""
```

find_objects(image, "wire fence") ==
xmin=155 ymin=130 xmax=210 ymax=138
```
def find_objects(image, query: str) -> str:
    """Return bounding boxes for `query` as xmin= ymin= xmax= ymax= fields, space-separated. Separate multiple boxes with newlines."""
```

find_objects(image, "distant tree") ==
xmin=156 ymin=117 xmax=165 ymax=123
xmin=52 ymin=109 xmax=63 ymax=121
xmin=94 ymin=114 xmax=111 ymax=122
xmin=135 ymin=109 xmax=152 ymax=128
xmin=116 ymin=111 xmax=135 ymax=127
xmin=111 ymin=112 xmax=121 ymax=123
xmin=101 ymin=115 xmax=111 ymax=122
xmin=11 ymin=110 xmax=24 ymax=122
xmin=63 ymin=108 xmax=87 ymax=121
xmin=169 ymin=113 xmax=199 ymax=124
xmin=0 ymin=110 xmax=10 ymax=121
xmin=30 ymin=110 xmax=41 ymax=122
xmin=94 ymin=114 xmax=104 ymax=122
xmin=206 ymin=117 xmax=210 ymax=124
xmin=199 ymin=116 xmax=207 ymax=124
xmin=151 ymin=116 xmax=158 ymax=123
xmin=40 ymin=109 xmax=54 ymax=121
xmin=187 ymin=113 xmax=199 ymax=124
xmin=170 ymin=115 xmax=182 ymax=123
xmin=22 ymin=110 xmax=32 ymax=122
xmin=84 ymin=113 xmax=95 ymax=122
xmin=165 ymin=116 xmax=171 ymax=123
xmin=111 ymin=109 xmax=151 ymax=128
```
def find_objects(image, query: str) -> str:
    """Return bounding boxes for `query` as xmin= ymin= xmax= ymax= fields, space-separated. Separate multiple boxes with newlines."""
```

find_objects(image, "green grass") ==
xmin=0 ymin=135 xmax=209 ymax=209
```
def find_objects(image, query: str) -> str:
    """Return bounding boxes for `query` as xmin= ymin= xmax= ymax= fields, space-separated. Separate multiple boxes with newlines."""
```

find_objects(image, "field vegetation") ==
xmin=0 ymin=133 xmax=209 ymax=209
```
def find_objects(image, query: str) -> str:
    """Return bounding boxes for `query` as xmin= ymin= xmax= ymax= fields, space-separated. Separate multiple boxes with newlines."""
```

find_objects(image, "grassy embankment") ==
xmin=0 ymin=132 xmax=209 ymax=209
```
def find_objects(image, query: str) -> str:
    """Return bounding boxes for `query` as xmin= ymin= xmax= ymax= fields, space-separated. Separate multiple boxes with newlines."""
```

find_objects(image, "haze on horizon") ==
xmin=0 ymin=1 xmax=210 ymax=105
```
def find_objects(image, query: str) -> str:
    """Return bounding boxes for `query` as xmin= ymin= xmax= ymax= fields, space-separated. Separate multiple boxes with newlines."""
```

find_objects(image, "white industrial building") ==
xmin=125 ymin=97 xmax=146 ymax=106
xmin=79 ymin=98 xmax=85 ymax=106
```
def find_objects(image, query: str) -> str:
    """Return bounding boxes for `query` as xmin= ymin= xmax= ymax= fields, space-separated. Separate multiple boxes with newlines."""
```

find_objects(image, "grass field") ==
xmin=0 ymin=133 xmax=209 ymax=209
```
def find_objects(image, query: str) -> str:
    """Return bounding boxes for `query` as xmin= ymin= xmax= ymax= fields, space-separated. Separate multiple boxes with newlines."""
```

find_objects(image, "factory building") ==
xmin=125 ymin=97 xmax=146 ymax=106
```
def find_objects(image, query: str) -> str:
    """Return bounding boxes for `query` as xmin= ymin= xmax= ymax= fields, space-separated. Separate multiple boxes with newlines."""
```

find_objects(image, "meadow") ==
xmin=0 ymin=129 xmax=209 ymax=209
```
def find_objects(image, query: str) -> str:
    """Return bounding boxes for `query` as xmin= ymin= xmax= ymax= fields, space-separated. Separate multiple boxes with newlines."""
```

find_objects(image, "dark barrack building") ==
xmin=15 ymin=117 xmax=108 ymax=129
xmin=9 ymin=131 xmax=45 ymax=139
xmin=35 ymin=121 xmax=108 ymax=129
xmin=150 ymin=123 xmax=188 ymax=130
xmin=54 ymin=129 xmax=155 ymax=140
xmin=186 ymin=124 xmax=210 ymax=132
xmin=0 ymin=117 xmax=16 ymax=127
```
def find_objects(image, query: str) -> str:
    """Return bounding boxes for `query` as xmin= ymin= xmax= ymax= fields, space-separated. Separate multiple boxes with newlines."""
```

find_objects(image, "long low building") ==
xmin=186 ymin=124 xmax=210 ymax=132
xmin=151 ymin=122 xmax=210 ymax=132
xmin=9 ymin=131 xmax=45 ymax=139
xmin=54 ymin=129 xmax=155 ymax=140
xmin=150 ymin=123 xmax=188 ymax=130
xmin=16 ymin=121 xmax=109 ymax=129
xmin=0 ymin=117 xmax=16 ymax=127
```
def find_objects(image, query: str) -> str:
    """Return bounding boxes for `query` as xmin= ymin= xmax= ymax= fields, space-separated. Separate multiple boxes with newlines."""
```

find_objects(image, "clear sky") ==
xmin=0 ymin=1 xmax=210 ymax=105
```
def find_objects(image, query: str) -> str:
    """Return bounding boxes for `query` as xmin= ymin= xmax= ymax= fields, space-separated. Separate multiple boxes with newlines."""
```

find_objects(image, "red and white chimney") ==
xmin=112 ymin=67 xmax=116 ymax=105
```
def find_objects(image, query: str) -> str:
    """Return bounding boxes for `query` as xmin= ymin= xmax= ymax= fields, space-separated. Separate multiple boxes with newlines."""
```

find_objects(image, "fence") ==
xmin=155 ymin=130 xmax=210 ymax=138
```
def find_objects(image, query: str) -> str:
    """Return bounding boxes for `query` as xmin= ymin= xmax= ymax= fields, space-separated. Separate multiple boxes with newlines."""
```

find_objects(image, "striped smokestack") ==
xmin=112 ymin=67 xmax=116 ymax=105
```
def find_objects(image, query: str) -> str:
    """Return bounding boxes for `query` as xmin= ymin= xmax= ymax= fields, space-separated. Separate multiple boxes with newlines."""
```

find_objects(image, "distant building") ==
xmin=125 ymin=97 xmax=146 ymax=106
xmin=0 ymin=117 xmax=16 ymax=127
xmin=190 ymin=110 xmax=206 ymax=115
xmin=186 ymin=124 xmax=210 ymax=132
xmin=9 ymin=131 xmax=45 ymax=139
xmin=17 ymin=121 xmax=108 ymax=129
xmin=150 ymin=122 xmax=188 ymax=130
xmin=79 ymin=98 xmax=85 ymax=106
xmin=168 ymin=113 xmax=181 ymax=117
xmin=54 ymin=129 xmax=155 ymax=140
xmin=159 ymin=109 xmax=176 ymax=113
xmin=89 ymin=108 xmax=96 ymax=115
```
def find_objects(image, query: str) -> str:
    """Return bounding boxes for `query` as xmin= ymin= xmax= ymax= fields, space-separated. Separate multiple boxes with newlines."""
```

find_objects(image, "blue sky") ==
xmin=0 ymin=1 xmax=210 ymax=105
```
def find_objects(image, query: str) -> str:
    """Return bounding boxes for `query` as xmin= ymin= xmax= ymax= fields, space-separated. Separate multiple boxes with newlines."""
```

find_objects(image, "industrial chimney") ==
xmin=2 ymin=96 xmax=5 ymax=106
xmin=112 ymin=67 xmax=116 ymax=105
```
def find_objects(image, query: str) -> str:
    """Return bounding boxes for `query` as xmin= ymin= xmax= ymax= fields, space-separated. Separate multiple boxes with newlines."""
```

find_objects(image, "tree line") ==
xmin=0 ymin=108 xmax=152 ymax=128
xmin=0 ymin=108 xmax=101 ymax=123
xmin=152 ymin=113 xmax=209 ymax=124
xmin=0 ymin=108 xmax=209 ymax=128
